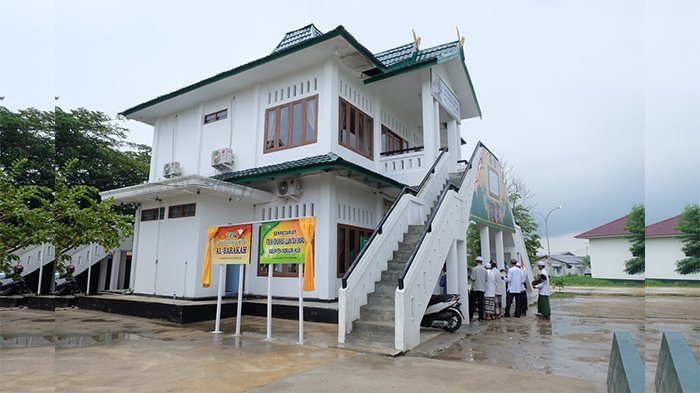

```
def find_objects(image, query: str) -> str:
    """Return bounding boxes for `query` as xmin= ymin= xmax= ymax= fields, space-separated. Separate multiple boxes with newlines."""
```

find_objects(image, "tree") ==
xmin=581 ymin=255 xmax=591 ymax=268
xmin=623 ymin=204 xmax=645 ymax=275
xmin=52 ymin=160 xmax=134 ymax=270
xmin=0 ymin=107 xmax=55 ymax=187
xmin=503 ymin=163 xmax=542 ymax=263
xmin=467 ymin=222 xmax=481 ymax=267
xmin=0 ymin=159 xmax=53 ymax=273
xmin=675 ymin=204 xmax=700 ymax=275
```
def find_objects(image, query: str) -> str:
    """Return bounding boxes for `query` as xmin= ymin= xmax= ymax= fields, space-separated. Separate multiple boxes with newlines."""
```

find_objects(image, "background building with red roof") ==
xmin=646 ymin=216 xmax=700 ymax=281
xmin=575 ymin=216 xmax=642 ymax=280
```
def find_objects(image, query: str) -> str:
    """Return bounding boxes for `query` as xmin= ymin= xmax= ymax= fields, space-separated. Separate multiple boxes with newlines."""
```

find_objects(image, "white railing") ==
xmin=338 ymin=151 xmax=451 ymax=344
xmin=379 ymin=150 xmax=426 ymax=186
xmin=394 ymin=150 xmax=479 ymax=351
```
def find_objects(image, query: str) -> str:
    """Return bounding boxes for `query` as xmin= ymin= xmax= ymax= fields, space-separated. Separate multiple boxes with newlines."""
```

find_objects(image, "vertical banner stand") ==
xmin=213 ymin=264 xmax=224 ymax=334
xmin=298 ymin=262 xmax=304 ymax=345
xmin=266 ymin=266 xmax=273 ymax=340
xmin=235 ymin=264 xmax=244 ymax=336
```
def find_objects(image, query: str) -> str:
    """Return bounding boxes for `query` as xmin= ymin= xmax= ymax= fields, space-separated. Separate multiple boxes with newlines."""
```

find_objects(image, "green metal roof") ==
xmin=272 ymin=24 xmax=323 ymax=54
xmin=212 ymin=153 xmax=404 ymax=188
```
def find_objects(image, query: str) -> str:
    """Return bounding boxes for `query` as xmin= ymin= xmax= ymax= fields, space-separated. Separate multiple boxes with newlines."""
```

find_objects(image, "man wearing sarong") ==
xmin=504 ymin=258 xmax=524 ymax=317
xmin=534 ymin=261 xmax=551 ymax=320
xmin=484 ymin=262 xmax=497 ymax=320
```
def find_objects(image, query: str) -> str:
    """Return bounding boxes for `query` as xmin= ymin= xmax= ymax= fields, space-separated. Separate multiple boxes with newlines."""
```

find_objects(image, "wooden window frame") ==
xmin=168 ymin=203 xmax=196 ymax=219
xmin=263 ymin=95 xmax=318 ymax=153
xmin=338 ymin=98 xmax=374 ymax=160
xmin=337 ymin=223 xmax=373 ymax=278
xmin=381 ymin=125 xmax=408 ymax=153
xmin=204 ymin=109 xmax=228 ymax=124
xmin=140 ymin=207 xmax=165 ymax=222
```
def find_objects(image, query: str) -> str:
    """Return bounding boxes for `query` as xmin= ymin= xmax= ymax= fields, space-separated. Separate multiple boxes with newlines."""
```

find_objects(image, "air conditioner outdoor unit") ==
xmin=163 ymin=161 xmax=182 ymax=178
xmin=275 ymin=179 xmax=302 ymax=198
xmin=211 ymin=148 xmax=234 ymax=171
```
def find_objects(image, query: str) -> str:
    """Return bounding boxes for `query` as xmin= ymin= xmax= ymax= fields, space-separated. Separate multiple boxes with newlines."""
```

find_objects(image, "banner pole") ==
xmin=235 ymin=264 xmax=244 ymax=336
xmin=213 ymin=264 xmax=224 ymax=334
xmin=266 ymin=265 xmax=272 ymax=340
xmin=299 ymin=262 xmax=304 ymax=345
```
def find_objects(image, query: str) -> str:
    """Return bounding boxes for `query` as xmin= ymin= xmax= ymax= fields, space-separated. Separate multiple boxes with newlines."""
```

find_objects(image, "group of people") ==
xmin=468 ymin=256 xmax=551 ymax=322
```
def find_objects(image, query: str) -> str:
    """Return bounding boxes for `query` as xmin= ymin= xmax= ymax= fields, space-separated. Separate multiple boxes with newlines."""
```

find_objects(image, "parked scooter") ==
xmin=0 ymin=264 xmax=33 ymax=296
xmin=55 ymin=264 xmax=81 ymax=296
xmin=421 ymin=294 xmax=464 ymax=332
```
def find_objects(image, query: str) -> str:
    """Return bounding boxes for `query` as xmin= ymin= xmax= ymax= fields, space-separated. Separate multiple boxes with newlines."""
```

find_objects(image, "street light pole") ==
xmin=535 ymin=206 xmax=562 ymax=261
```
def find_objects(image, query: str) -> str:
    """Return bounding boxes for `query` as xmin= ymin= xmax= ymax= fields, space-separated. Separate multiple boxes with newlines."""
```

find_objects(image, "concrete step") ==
xmin=368 ymin=294 xmax=394 ymax=307
xmin=360 ymin=304 xmax=394 ymax=322
xmin=397 ymin=240 xmax=418 ymax=251
xmin=388 ymin=260 xmax=408 ymax=271
xmin=407 ymin=225 xmax=424 ymax=234
xmin=381 ymin=270 xmax=401 ymax=282
xmin=341 ymin=336 xmax=401 ymax=356
xmin=351 ymin=319 xmax=395 ymax=343
xmin=373 ymin=282 xmax=398 ymax=296
xmin=392 ymin=249 xmax=413 ymax=261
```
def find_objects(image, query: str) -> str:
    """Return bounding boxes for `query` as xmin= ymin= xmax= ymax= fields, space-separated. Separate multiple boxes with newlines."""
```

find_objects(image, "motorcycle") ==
xmin=421 ymin=294 xmax=464 ymax=332
xmin=0 ymin=264 xmax=33 ymax=296
xmin=55 ymin=264 xmax=82 ymax=296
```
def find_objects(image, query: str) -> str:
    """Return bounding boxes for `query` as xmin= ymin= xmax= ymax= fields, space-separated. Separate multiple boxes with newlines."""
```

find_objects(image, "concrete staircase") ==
xmin=345 ymin=172 xmax=464 ymax=351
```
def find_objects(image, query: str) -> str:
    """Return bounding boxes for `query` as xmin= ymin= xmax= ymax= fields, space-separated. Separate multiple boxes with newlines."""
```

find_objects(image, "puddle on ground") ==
xmin=0 ymin=332 xmax=144 ymax=348
xmin=1 ymin=335 xmax=55 ymax=348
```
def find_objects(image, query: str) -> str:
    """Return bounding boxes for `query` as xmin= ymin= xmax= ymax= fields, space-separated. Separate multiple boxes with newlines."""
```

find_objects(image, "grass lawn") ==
xmin=644 ymin=279 xmax=699 ymax=287
xmin=559 ymin=275 xmax=644 ymax=287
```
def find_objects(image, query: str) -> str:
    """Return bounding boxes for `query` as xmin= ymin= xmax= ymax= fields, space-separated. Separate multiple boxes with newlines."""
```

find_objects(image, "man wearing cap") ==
xmin=470 ymin=256 xmax=488 ymax=322
xmin=535 ymin=261 xmax=551 ymax=320
xmin=504 ymin=258 xmax=524 ymax=317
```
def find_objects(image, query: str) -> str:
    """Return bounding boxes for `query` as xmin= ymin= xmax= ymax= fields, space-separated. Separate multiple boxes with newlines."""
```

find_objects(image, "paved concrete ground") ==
xmin=1 ymin=293 xmax=697 ymax=392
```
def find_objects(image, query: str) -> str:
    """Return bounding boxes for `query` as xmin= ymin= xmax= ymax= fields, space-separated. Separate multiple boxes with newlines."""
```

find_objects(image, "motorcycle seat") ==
xmin=428 ymin=294 xmax=454 ymax=305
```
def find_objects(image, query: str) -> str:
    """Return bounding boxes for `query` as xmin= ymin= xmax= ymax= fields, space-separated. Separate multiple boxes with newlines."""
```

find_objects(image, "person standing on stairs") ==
xmin=470 ymin=256 xmax=487 ymax=322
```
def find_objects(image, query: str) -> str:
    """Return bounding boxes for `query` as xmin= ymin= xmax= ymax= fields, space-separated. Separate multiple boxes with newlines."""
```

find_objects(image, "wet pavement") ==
xmin=0 ymin=294 xmax=697 ymax=392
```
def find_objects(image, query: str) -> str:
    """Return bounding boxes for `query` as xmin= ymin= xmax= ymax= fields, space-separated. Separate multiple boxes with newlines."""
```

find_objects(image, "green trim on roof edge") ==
xmin=121 ymin=26 xmax=386 ymax=117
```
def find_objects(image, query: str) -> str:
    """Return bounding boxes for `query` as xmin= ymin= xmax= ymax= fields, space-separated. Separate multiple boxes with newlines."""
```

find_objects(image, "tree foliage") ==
xmin=503 ymin=163 xmax=542 ymax=263
xmin=623 ymin=204 xmax=645 ymax=275
xmin=466 ymin=222 xmax=481 ymax=267
xmin=0 ymin=107 xmax=55 ymax=187
xmin=675 ymin=204 xmax=700 ymax=275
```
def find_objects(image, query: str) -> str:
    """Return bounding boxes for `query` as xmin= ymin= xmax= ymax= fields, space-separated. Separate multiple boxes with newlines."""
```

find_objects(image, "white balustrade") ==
xmin=379 ymin=150 xmax=427 ymax=186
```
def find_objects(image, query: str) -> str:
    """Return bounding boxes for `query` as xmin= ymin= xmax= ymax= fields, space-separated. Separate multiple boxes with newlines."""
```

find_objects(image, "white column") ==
xmin=421 ymin=70 xmax=437 ymax=162
xmin=130 ymin=209 xmax=141 ymax=290
xmin=445 ymin=240 xmax=458 ymax=294
xmin=479 ymin=224 xmax=490 ymax=261
xmin=446 ymin=119 xmax=460 ymax=172
xmin=494 ymin=230 xmax=505 ymax=271
xmin=110 ymin=250 xmax=122 ymax=290
xmin=456 ymin=240 xmax=468 ymax=318
xmin=316 ymin=173 xmax=335 ymax=299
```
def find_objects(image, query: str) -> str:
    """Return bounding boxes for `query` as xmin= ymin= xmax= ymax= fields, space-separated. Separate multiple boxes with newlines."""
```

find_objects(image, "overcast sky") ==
xmin=2 ymin=0 xmax=698 ymax=255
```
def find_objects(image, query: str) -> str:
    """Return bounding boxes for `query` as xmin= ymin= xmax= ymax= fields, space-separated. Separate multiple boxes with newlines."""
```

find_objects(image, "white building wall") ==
xmin=646 ymin=236 xmax=700 ymax=281
xmin=589 ymin=237 xmax=643 ymax=280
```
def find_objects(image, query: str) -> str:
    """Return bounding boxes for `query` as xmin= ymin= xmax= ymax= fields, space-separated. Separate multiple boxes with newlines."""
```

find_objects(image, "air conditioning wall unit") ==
xmin=275 ymin=179 xmax=302 ymax=198
xmin=211 ymin=148 xmax=234 ymax=171
xmin=163 ymin=161 xmax=182 ymax=178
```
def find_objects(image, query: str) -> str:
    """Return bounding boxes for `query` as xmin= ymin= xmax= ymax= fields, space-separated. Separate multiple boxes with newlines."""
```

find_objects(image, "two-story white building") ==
xmin=102 ymin=24 xmax=481 ymax=302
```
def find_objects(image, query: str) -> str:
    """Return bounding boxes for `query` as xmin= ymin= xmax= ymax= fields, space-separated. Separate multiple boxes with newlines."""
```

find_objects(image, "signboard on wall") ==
xmin=212 ymin=224 xmax=253 ymax=264
xmin=470 ymin=149 xmax=516 ymax=233
xmin=431 ymin=70 xmax=461 ymax=121
xmin=259 ymin=219 xmax=311 ymax=264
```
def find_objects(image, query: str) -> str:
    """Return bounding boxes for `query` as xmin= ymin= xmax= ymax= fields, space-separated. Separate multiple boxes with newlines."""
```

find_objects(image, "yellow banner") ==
xmin=212 ymin=224 xmax=252 ymax=264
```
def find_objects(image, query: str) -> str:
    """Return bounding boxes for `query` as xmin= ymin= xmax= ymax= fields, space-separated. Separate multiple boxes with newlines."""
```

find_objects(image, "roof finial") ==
xmin=412 ymin=29 xmax=421 ymax=49
xmin=456 ymin=26 xmax=465 ymax=47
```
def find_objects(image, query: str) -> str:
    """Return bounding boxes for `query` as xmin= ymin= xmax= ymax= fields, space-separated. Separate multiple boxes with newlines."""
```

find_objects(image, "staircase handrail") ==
xmin=341 ymin=147 xmax=448 ymax=288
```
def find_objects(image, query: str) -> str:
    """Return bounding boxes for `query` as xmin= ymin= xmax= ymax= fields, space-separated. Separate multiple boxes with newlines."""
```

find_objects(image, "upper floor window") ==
xmin=339 ymin=98 xmax=373 ymax=159
xmin=204 ymin=109 xmax=228 ymax=124
xmin=141 ymin=207 xmax=165 ymax=222
xmin=381 ymin=126 xmax=408 ymax=154
xmin=264 ymin=95 xmax=318 ymax=152
xmin=168 ymin=203 xmax=196 ymax=219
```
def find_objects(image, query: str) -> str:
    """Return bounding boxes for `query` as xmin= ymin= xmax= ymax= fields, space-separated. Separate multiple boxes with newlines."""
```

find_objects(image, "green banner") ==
xmin=259 ymin=219 xmax=308 ymax=264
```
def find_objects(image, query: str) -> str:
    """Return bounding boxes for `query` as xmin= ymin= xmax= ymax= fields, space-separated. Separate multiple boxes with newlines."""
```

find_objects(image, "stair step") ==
xmin=373 ymin=282 xmax=397 ymax=296
xmin=351 ymin=319 xmax=395 ymax=342
xmin=381 ymin=270 xmax=401 ymax=282
xmin=407 ymin=225 xmax=424 ymax=234
xmin=392 ymin=249 xmax=413 ymax=260
xmin=397 ymin=240 xmax=418 ymax=251
xmin=360 ymin=304 xmax=394 ymax=322
xmin=368 ymin=294 xmax=394 ymax=307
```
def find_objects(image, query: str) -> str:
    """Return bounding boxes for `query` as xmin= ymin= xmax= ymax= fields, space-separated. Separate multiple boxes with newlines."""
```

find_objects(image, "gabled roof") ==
xmin=575 ymin=216 xmax=630 ymax=239
xmin=272 ymin=24 xmax=323 ymax=54
xmin=374 ymin=43 xmax=418 ymax=68
xmin=646 ymin=215 xmax=681 ymax=237
xmin=212 ymin=153 xmax=404 ymax=188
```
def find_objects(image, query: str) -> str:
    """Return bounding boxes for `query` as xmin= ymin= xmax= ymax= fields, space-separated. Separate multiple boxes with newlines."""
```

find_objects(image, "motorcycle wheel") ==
xmin=441 ymin=309 xmax=462 ymax=332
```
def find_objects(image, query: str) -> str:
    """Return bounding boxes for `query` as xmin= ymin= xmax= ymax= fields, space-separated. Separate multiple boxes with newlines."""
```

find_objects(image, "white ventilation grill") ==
xmin=211 ymin=148 xmax=234 ymax=171
xmin=275 ymin=179 xmax=302 ymax=198
xmin=163 ymin=161 xmax=182 ymax=178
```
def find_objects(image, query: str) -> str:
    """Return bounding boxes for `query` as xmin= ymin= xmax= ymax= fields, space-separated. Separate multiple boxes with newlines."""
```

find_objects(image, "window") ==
xmin=337 ymin=224 xmax=372 ymax=278
xmin=141 ymin=207 xmax=165 ymax=221
xmin=381 ymin=126 xmax=408 ymax=154
xmin=168 ymin=203 xmax=196 ymax=219
xmin=264 ymin=95 xmax=318 ymax=152
xmin=204 ymin=109 xmax=228 ymax=124
xmin=339 ymin=98 xmax=373 ymax=159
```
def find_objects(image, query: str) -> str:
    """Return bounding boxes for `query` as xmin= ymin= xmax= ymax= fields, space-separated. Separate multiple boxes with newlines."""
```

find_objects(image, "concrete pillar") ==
xmin=479 ymin=224 xmax=490 ymax=261
xmin=446 ymin=119 xmax=460 ymax=172
xmin=317 ymin=173 xmax=336 ymax=299
xmin=456 ymin=240 xmax=469 ymax=318
xmin=494 ymin=230 xmax=505 ymax=270
xmin=110 ymin=250 xmax=121 ymax=290
xmin=421 ymin=70 xmax=437 ymax=162
xmin=130 ymin=208 xmax=141 ymax=290
xmin=97 ymin=257 xmax=109 ymax=293
xmin=446 ymin=240 xmax=458 ymax=294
